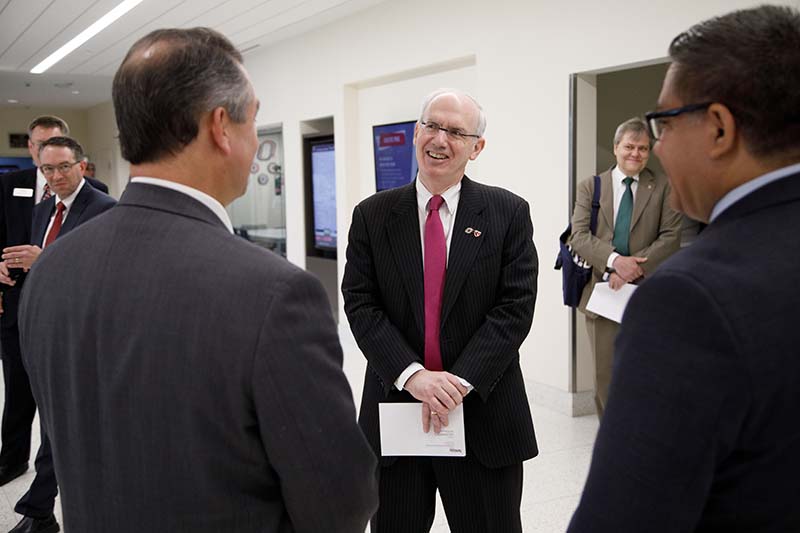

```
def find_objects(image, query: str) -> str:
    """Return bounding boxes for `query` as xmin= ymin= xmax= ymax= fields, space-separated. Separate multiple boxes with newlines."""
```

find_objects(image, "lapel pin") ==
xmin=465 ymin=227 xmax=474 ymax=234
xmin=473 ymin=230 xmax=482 ymax=238
xmin=648 ymin=184 xmax=653 ymax=189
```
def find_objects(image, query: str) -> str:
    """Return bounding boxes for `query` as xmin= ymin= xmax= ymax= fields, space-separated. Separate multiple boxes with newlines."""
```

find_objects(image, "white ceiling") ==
xmin=0 ymin=0 xmax=385 ymax=108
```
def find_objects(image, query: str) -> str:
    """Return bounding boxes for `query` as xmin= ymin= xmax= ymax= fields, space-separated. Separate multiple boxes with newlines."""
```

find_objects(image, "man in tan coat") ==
xmin=569 ymin=117 xmax=681 ymax=416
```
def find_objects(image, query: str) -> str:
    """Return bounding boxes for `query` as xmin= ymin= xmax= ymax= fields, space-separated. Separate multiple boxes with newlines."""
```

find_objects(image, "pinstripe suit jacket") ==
xmin=342 ymin=176 xmax=538 ymax=468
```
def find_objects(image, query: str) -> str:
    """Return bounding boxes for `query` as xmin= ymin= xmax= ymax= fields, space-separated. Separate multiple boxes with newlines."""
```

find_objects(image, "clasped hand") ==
xmin=405 ymin=369 xmax=469 ymax=434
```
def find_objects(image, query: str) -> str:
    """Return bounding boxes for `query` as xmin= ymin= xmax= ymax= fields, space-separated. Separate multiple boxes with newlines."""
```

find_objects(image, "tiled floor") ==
xmin=0 ymin=341 xmax=598 ymax=533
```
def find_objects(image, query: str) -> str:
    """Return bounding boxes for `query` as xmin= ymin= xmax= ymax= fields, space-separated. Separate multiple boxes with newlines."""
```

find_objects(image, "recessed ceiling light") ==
xmin=7 ymin=99 xmax=19 ymax=104
xmin=30 ymin=0 xmax=144 ymax=74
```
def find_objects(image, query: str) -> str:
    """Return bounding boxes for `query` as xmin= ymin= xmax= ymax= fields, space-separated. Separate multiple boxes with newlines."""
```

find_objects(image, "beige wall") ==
xmin=0 ymin=106 xmax=89 ymax=158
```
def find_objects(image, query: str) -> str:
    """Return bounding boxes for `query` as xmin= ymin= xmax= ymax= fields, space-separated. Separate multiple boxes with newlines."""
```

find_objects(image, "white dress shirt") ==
xmin=42 ymin=179 xmax=86 ymax=247
xmin=606 ymin=165 xmax=641 ymax=270
xmin=131 ymin=177 xmax=234 ymax=234
xmin=395 ymin=179 xmax=472 ymax=392
xmin=35 ymin=168 xmax=47 ymax=205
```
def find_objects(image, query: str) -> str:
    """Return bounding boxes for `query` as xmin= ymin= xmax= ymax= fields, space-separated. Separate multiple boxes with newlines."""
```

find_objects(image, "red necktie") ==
xmin=424 ymin=195 xmax=446 ymax=371
xmin=44 ymin=202 xmax=66 ymax=248
xmin=42 ymin=183 xmax=52 ymax=202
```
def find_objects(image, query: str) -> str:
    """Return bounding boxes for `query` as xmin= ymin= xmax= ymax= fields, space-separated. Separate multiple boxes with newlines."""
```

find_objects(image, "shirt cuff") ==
xmin=395 ymin=362 xmax=425 ymax=391
xmin=394 ymin=363 xmax=474 ymax=394
xmin=606 ymin=252 xmax=620 ymax=270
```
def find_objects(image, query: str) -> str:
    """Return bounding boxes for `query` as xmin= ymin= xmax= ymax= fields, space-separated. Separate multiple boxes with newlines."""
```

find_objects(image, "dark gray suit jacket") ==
xmin=20 ymin=183 xmax=378 ymax=533
xmin=342 ymin=176 xmax=538 ymax=469
xmin=569 ymin=171 xmax=800 ymax=532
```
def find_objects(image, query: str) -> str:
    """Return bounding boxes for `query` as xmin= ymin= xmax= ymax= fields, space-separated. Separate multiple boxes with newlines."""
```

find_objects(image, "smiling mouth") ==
xmin=427 ymin=151 xmax=448 ymax=160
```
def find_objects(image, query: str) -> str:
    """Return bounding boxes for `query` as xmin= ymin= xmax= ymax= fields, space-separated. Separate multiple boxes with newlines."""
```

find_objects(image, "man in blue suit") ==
xmin=570 ymin=5 xmax=800 ymax=532
xmin=1 ymin=136 xmax=115 ymax=533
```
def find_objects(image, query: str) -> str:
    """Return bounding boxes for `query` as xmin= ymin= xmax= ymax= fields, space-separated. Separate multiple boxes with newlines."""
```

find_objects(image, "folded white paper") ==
xmin=379 ymin=403 xmax=466 ymax=457
xmin=586 ymin=281 xmax=637 ymax=323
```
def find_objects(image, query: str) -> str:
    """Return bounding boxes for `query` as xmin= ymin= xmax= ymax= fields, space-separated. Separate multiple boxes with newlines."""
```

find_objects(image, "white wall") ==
xmin=67 ymin=0 xmax=792 ymax=411
xmin=237 ymin=0 xmax=790 ymax=412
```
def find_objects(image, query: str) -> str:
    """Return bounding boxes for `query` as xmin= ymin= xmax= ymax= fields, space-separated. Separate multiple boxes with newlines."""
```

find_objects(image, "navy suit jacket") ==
xmin=342 ymin=176 xmax=539 ymax=468
xmin=569 ymin=171 xmax=800 ymax=532
xmin=1 ymin=168 xmax=111 ymax=346
xmin=32 ymin=182 xmax=116 ymax=247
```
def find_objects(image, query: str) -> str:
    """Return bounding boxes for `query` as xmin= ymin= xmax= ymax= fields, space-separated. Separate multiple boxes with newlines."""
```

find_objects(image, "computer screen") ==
xmin=310 ymin=141 xmax=337 ymax=250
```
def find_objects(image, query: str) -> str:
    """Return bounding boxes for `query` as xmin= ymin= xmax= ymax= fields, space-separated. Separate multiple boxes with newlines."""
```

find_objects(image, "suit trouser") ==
xmin=15 ymin=427 xmax=57 ymax=518
xmin=370 ymin=455 xmax=523 ymax=533
xmin=585 ymin=314 xmax=619 ymax=418
xmin=0 ymin=325 xmax=37 ymax=467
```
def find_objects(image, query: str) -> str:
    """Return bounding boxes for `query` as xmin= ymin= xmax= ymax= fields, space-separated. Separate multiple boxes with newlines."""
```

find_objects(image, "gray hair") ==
xmin=613 ymin=117 xmax=650 ymax=145
xmin=418 ymin=88 xmax=487 ymax=137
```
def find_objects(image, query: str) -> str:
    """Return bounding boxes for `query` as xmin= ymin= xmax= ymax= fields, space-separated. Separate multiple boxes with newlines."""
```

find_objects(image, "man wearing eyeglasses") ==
xmin=569 ymin=118 xmax=682 ymax=417
xmin=0 ymin=136 xmax=114 ymax=533
xmin=0 ymin=116 xmax=76 ymax=491
xmin=570 ymin=5 xmax=800 ymax=532
xmin=343 ymin=89 xmax=538 ymax=532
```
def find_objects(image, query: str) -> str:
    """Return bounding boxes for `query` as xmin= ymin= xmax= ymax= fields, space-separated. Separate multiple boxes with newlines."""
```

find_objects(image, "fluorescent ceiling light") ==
xmin=30 ymin=0 xmax=143 ymax=74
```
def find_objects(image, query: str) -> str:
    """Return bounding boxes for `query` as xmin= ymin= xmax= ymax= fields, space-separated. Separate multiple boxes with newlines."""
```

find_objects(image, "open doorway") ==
xmin=568 ymin=60 xmax=685 ymax=413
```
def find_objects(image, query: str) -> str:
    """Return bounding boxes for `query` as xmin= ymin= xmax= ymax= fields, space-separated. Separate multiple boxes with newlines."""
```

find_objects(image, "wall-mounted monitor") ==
xmin=373 ymin=121 xmax=418 ymax=192
xmin=306 ymin=136 xmax=337 ymax=254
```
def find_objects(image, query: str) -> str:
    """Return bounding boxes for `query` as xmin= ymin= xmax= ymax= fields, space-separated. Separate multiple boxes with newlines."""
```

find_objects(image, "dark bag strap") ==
xmin=589 ymin=175 xmax=601 ymax=235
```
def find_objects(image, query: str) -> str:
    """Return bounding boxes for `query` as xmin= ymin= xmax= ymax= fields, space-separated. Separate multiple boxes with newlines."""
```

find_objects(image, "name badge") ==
xmin=13 ymin=188 xmax=34 ymax=198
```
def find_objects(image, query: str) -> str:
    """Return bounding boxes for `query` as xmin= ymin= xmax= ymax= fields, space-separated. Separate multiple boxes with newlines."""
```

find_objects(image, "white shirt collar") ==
xmin=54 ymin=178 xmax=86 ymax=212
xmin=415 ymin=178 xmax=462 ymax=213
xmin=130 ymin=177 xmax=234 ymax=233
xmin=612 ymin=165 xmax=640 ymax=183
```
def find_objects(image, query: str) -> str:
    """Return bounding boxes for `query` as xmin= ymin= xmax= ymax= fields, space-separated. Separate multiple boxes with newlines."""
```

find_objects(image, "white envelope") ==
xmin=586 ymin=281 xmax=637 ymax=323
xmin=379 ymin=403 xmax=466 ymax=457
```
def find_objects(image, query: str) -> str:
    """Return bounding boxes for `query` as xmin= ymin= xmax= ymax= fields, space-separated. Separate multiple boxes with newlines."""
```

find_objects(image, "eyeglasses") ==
xmin=40 ymin=161 xmax=81 ymax=177
xmin=420 ymin=121 xmax=481 ymax=142
xmin=645 ymin=102 xmax=712 ymax=140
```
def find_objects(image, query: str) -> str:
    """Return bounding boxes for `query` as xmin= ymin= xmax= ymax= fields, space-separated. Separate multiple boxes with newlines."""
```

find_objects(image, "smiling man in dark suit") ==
xmin=18 ymin=27 xmax=376 ymax=533
xmin=1 ymin=136 xmax=115 ymax=533
xmin=343 ymin=89 xmax=538 ymax=533
xmin=570 ymin=5 xmax=800 ymax=532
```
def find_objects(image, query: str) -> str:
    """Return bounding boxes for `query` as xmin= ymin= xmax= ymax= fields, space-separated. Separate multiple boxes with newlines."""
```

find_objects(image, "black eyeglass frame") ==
xmin=419 ymin=121 xmax=481 ymax=141
xmin=645 ymin=102 xmax=713 ymax=140
xmin=40 ymin=160 xmax=82 ymax=177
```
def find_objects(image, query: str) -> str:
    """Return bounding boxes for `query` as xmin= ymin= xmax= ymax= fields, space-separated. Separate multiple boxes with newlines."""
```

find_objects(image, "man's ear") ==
xmin=209 ymin=107 xmax=233 ymax=155
xmin=469 ymin=137 xmax=486 ymax=161
xmin=707 ymin=103 xmax=737 ymax=160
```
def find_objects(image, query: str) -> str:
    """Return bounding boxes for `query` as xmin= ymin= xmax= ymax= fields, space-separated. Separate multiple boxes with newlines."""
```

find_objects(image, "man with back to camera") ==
xmin=568 ymin=117 xmax=681 ymax=417
xmin=0 ymin=114 xmax=107 ymax=490
xmin=18 ymin=27 xmax=377 ymax=533
xmin=342 ymin=88 xmax=538 ymax=533
xmin=1 ymin=136 xmax=115 ymax=533
xmin=569 ymin=5 xmax=800 ymax=531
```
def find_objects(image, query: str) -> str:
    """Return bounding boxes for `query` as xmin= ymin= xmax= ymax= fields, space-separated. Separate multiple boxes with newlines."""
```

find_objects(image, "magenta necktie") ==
xmin=424 ymin=195 xmax=446 ymax=371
